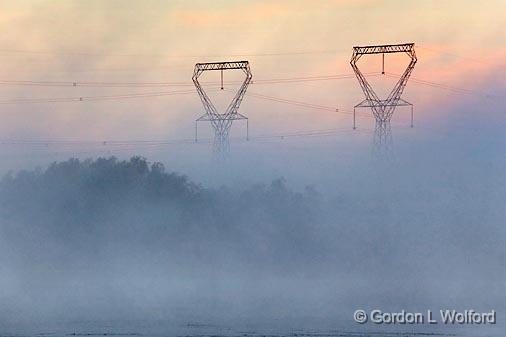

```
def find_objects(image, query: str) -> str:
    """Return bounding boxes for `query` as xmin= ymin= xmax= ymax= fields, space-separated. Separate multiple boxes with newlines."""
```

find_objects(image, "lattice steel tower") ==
xmin=350 ymin=43 xmax=417 ymax=157
xmin=193 ymin=61 xmax=252 ymax=155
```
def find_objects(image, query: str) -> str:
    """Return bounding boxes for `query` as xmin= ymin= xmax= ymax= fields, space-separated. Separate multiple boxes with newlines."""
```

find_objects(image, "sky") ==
xmin=0 ymin=1 xmax=505 ymax=182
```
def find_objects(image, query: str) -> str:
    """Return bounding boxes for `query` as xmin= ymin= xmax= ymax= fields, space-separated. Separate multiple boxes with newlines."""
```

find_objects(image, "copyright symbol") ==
xmin=354 ymin=309 xmax=367 ymax=324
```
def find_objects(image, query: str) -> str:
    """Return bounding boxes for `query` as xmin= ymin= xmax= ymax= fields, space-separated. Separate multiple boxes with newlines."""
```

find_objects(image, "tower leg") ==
xmin=353 ymin=108 xmax=356 ymax=130
xmin=411 ymin=105 xmax=414 ymax=128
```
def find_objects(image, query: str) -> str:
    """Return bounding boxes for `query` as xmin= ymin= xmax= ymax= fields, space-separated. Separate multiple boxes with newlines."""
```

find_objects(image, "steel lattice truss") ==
xmin=351 ymin=43 xmax=417 ymax=125
xmin=372 ymin=120 xmax=394 ymax=161
xmin=193 ymin=61 xmax=252 ymax=154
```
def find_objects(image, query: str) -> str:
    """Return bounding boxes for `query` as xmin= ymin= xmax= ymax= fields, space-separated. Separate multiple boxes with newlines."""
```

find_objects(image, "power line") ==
xmin=0 ymin=126 xmax=375 ymax=151
xmin=386 ymin=72 xmax=506 ymax=101
xmin=0 ymin=48 xmax=343 ymax=58
xmin=0 ymin=72 xmax=375 ymax=88
xmin=2 ymin=71 xmax=499 ymax=112
xmin=236 ymin=89 xmax=362 ymax=117
xmin=0 ymin=73 xmax=379 ymax=107
xmin=0 ymin=88 xmax=204 ymax=104
xmin=417 ymin=45 xmax=488 ymax=65
xmin=0 ymin=79 xmax=193 ymax=88
xmin=245 ymin=90 xmax=340 ymax=112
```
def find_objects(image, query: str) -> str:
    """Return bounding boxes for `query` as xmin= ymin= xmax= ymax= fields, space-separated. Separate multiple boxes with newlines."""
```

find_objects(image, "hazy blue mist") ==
xmin=0 ymin=102 xmax=505 ymax=336
xmin=0 ymin=1 xmax=505 ymax=336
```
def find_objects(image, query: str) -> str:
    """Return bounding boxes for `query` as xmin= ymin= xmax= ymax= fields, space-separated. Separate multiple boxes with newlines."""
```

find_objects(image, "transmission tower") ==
xmin=372 ymin=119 xmax=394 ymax=160
xmin=193 ymin=61 xmax=252 ymax=155
xmin=350 ymin=43 xmax=417 ymax=157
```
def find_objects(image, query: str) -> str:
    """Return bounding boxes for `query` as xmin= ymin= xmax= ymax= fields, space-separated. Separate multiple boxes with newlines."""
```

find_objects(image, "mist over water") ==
xmin=0 ymin=106 xmax=505 ymax=337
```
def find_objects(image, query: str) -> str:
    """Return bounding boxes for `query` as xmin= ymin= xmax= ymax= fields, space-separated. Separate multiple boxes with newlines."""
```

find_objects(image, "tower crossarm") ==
xmin=352 ymin=43 xmax=414 ymax=56
xmin=194 ymin=61 xmax=250 ymax=73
